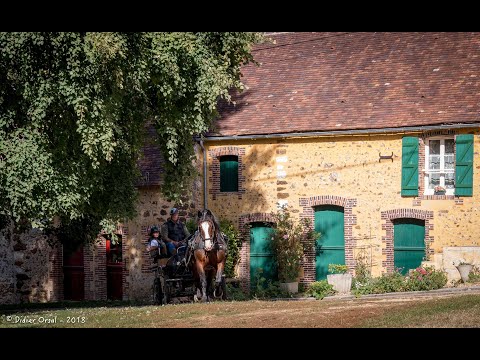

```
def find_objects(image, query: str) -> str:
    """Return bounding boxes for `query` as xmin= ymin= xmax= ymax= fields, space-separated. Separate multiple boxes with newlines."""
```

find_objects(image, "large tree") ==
xmin=0 ymin=32 xmax=264 ymax=241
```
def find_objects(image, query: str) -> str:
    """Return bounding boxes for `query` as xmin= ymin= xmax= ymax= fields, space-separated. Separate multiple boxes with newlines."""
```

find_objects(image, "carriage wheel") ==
xmin=221 ymin=276 xmax=227 ymax=300
xmin=154 ymin=275 xmax=169 ymax=305
xmin=160 ymin=276 xmax=169 ymax=305
xmin=153 ymin=278 xmax=162 ymax=305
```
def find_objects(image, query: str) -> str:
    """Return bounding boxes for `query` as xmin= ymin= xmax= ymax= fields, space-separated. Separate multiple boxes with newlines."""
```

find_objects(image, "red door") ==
xmin=63 ymin=245 xmax=85 ymax=300
xmin=106 ymin=237 xmax=123 ymax=300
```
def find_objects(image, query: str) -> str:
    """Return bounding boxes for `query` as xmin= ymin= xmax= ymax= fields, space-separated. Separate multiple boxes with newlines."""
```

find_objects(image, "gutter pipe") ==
xmin=198 ymin=139 xmax=207 ymax=210
xmin=197 ymin=123 xmax=480 ymax=142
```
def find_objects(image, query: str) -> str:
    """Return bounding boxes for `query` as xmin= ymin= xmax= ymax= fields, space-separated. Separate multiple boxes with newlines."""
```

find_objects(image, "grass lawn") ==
xmin=1 ymin=293 xmax=479 ymax=328
xmin=360 ymin=294 xmax=480 ymax=328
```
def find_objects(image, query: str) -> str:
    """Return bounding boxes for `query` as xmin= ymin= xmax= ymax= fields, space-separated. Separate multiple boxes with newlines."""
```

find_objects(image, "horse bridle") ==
xmin=198 ymin=218 xmax=216 ymax=252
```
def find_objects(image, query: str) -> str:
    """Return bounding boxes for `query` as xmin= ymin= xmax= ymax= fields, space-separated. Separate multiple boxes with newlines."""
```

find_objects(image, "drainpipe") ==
xmin=198 ymin=139 xmax=207 ymax=210
xmin=196 ymin=123 xmax=480 ymax=142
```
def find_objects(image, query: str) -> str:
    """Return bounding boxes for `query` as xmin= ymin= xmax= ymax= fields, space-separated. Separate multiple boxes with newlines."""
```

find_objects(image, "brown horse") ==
xmin=191 ymin=209 xmax=227 ymax=302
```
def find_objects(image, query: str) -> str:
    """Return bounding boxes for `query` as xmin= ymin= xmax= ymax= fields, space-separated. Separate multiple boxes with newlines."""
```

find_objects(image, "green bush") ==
xmin=352 ymin=269 xmax=406 ymax=296
xmin=185 ymin=218 xmax=197 ymax=235
xmin=468 ymin=266 xmax=480 ymax=283
xmin=250 ymin=268 xmax=291 ymax=299
xmin=352 ymin=266 xmax=448 ymax=296
xmin=226 ymin=283 xmax=249 ymax=301
xmin=306 ymin=280 xmax=335 ymax=300
xmin=219 ymin=219 xmax=241 ymax=278
xmin=405 ymin=267 xmax=447 ymax=291
xmin=328 ymin=264 xmax=348 ymax=274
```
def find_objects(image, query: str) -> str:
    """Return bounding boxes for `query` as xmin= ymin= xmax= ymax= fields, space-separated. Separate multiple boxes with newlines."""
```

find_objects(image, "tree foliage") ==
xmin=0 ymin=32 xmax=264 ymax=241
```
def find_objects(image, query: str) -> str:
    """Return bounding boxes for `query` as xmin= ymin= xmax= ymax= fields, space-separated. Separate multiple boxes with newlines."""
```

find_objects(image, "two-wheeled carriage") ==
xmin=150 ymin=244 xmax=196 ymax=305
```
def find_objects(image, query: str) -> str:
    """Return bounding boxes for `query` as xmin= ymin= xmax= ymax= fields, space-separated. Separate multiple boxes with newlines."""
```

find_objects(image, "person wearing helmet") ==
xmin=161 ymin=207 xmax=190 ymax=256
xmin=146 ymin=226 xmax=167 ymax=262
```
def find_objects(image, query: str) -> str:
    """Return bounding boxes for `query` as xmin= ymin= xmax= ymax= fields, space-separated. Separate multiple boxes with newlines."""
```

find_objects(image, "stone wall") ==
xmin=0 ymin=223 xmax=62 ymax=304
xmin=124 ymin=185 xmax=199 ymax=301
xmin=0 ymin=225 xmax=16 ymax=304
xmin=204 ymin=129 xmax=480 ymax=285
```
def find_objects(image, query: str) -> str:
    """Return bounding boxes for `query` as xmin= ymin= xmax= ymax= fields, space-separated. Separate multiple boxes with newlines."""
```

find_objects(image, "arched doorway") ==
xmin=393 ymin=218 xmax=425 ymax=275
xmin=314 ymin=205 xmax=345 ymax=280
xmin=249 ymin=222 xmax=277 ymax=287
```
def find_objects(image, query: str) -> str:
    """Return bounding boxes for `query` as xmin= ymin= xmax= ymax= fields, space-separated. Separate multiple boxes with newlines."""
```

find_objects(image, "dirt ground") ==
xmin=158 ymin=292 xmax=473 ymax=328
xmin=2 ymin=291 xmax=479 ymax=328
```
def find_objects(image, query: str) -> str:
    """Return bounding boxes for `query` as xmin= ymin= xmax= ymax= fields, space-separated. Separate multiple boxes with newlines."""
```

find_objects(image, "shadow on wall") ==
xmin=210 ymin=141 xmax=279 ymax=223
xmin=0 ymin=224 xmax=56 ymax=304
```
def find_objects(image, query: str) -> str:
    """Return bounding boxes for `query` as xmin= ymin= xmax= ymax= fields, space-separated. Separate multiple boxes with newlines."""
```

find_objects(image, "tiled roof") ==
xmin=215 ymin=32 xmax=480 ymax=136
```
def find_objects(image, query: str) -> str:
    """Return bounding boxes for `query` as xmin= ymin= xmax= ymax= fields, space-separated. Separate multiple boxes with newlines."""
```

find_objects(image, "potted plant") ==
xmin=434 ymin=185 xmax=446 ymax=195
xmin=270 ymin=205 xmax=319 ymax=294
xmin=454 ymin=260 xmax=473 ymax=283
xmin=327 ymin=264 xmax=352 ymax=294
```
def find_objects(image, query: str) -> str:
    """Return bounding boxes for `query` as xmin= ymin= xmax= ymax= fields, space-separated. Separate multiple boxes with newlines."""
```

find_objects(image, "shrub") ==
xmin=306 ymin=280 xmax=336 ymax=300
xmin=185 ymin=218 xmax=197 ymax=235
xmin=352 ymin=266 xmax=448 ymax=296
xmin=251 ymin=268 xmax=291 ymax=299
xmin=226 ymin=283 xmax=249 ymax=301
xmin=352 ymin=269 xmax=406 ymax=296
xmin=468 ymin=265 xmax=480 ymax=283
xmin=352 ymin=252 xmax=372 ymax=290
xmin=219 ymin=219 xmax=241 ymax=278
xmin=328 ymin=264 xmax=348 ymax=274
xmin=405 ymin=267 xmax=447 ymax=291
xmin=270 ymin=205 xmax=319 ymax=282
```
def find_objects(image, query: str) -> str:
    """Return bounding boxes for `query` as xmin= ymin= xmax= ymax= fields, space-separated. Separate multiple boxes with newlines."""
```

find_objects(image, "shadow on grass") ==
xmin=0 ymin=300 xmax=152 ymax=315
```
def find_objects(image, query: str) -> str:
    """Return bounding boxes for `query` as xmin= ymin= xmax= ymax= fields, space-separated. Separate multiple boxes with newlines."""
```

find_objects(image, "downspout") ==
xmin=198 ymin=139 xmax=207 ymax=210
xmin=197 ymin=123 xmax=480 ymax=142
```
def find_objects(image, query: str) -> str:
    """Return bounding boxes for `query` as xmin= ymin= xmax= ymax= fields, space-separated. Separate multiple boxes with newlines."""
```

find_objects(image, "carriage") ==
xmin=150 ymin=220 xmax=228 ymax=305
xmin=150 ymin=244 xmax=196 ymax=305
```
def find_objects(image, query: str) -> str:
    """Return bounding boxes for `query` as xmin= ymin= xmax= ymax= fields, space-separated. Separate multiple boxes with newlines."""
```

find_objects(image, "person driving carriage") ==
xmin=161 ymin=207 xmax=190 ymax=256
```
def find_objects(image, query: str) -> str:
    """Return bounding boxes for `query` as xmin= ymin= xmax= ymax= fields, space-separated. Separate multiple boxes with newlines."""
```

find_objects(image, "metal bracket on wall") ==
xmin=379 ymin=152 xmax=394 ymax=162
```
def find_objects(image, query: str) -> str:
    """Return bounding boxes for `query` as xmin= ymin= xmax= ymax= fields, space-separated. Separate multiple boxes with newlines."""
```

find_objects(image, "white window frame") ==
xmin=424 ymin=136 xmax=455 ymax=195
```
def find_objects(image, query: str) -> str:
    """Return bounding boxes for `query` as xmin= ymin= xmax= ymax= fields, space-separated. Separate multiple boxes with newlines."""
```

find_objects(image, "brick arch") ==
xmin=299 ymin=196 xmax=357 ymax=285
xmin=381 ymin=209 xmax=434 ymax=273
xmin=238 ymin=213 xmax=275 ymax=291
xmin=208 ymin=146 xmax=246 ymax=200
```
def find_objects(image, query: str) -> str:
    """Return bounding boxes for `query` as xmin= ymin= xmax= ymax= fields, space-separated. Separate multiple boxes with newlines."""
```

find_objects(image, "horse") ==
xmin=190 ymin=209 xmax=228 ymax=302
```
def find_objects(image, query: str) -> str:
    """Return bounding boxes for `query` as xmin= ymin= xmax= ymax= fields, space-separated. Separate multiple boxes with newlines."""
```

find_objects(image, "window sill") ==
xmin=421 ymin=194 xmax=456 ymax=200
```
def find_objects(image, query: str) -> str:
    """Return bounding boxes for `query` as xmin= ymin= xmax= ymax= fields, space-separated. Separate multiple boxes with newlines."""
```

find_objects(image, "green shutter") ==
xmin=455 ymin=134 xmax=474 ymax=197
xmin=220 ymin=155 xmax=238 ymax=192
xmin=401 ymin=137 xmax=419 ymax=196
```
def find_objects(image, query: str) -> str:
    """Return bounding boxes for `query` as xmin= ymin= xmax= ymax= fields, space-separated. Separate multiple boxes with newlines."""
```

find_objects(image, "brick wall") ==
xmin=205 ymin=129 xmax=480 ymax=280
xmin=208 ymin=147 xmax=246 ymax=200
xmin=381 ymin=208 xmax=434 ymax=273
xmin=299 ymin=195 xmax=357 ymax=285
xmin=238 ymin=213 xmax=275 ymax=291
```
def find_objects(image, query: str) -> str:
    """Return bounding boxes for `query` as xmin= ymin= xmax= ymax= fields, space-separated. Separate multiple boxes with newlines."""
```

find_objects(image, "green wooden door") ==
xmin=393 ymin=218 xmax=425 ymax=275
xmin=250 ymin=222 xmax=276 ymax=287
xmin=315 ymin=206 xmax=345 ymax=280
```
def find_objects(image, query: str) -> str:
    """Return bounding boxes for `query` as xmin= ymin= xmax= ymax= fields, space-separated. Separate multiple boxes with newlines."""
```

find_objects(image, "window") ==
xmin=401 ymin=134 xmax=473 ymax=197
xmin=220 ymin=155 xmax=238 ymax=192
xmin=424 ymin=137 xmax=455 ymax=195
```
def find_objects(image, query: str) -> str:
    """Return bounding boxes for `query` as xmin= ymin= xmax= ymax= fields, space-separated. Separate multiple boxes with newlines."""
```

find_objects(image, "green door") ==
xmin=393 ymin=218 xmax=425 ymax=275
xmin=315 ymin=206 xmax=345 ymax=280
xmin=250 ymin=222 xmax=276 ymax=287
